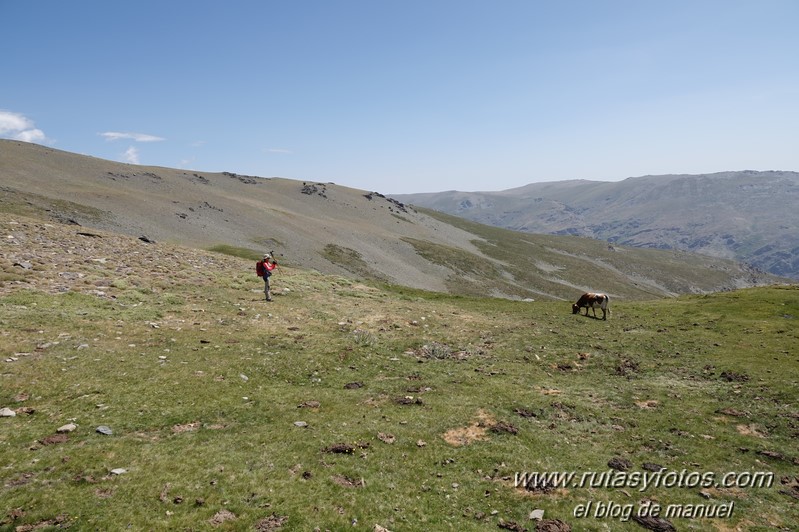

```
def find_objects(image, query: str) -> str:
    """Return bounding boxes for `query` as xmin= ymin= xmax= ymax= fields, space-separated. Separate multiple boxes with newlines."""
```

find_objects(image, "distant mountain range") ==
xmin=393 ymin=171 xmax=799 ymax=279
xmin=0 ymin=140 xmax=786 ymax=298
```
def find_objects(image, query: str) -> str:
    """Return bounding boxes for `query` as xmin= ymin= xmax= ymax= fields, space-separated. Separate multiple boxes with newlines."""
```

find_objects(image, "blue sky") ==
xmin=2 ymin=1 xmax=798 ymax=194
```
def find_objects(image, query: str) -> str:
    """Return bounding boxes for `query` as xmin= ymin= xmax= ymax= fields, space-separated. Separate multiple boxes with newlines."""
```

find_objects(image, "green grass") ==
xmin=0 ymin=186 xmax=109 ymax=223
xmin=321 ymin=244 xmax=388 ymax=282
xmin=1 ymin=255 xmax=797 ymax=530
xmin=206 ymin=244 xmax=263 ymax=261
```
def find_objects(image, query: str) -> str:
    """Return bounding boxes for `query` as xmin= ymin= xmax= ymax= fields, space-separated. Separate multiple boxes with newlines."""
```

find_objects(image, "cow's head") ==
xmin=572 ymin=303 xmax=581 ymax=314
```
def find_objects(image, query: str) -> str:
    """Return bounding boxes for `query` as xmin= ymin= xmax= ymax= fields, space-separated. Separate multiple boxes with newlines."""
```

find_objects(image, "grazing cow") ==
xmin=572 ymin=292 xmax=609 ymax=320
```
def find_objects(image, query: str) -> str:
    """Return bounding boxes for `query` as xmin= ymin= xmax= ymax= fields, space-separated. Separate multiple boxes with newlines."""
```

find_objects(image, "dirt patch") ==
xmin=254 ymin=514 xmax=289 ymax=531
xmin=635 ymin=399 xmax=659 ymax=409
xmin=209 ymin=509 xmax=237 ymax=526
xmin=736 ymin=424 xmax=767 ymax=438
xmin=538 ymin=387 xmax=562 ymax=395
xmin=442 ymin=409 xmax=495 ymax=447
xmin=490 ymin=421 xmax=519 ymax=435
xmin=323 ymin=441 xmax=370 ymax=454
xmin=38 ymin=434 xmax=68 ymax=446
xmin=171 ymin=421 xmax=200 ymax=433
xmin=615 ymin=357 xmax=639 ymax=377
xmin=13 ymin=515 xmax=70 ymax=531
xmin=331 ymin=474 xmax=365 ymax=488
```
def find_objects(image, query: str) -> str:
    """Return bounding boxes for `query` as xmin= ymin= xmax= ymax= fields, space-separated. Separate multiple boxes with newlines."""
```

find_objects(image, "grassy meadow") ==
xmin=1 ymin=225 xmax=798 ymax=530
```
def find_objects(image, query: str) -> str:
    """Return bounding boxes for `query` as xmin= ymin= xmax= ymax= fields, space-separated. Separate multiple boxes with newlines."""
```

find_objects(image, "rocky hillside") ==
xmin=394 ymin=171 xmax=799 ymax=279
xmin=0 ymin=141 xmax=785 ymax=299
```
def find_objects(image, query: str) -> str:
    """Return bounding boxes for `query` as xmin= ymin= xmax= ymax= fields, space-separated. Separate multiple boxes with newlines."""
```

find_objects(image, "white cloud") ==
xmin=101 ymin=131 xmax=165 ymax=142
xmin=0 ymin=110 xmax=49 ymax=143
xmin=123 ymin=146 xmax=140 ymax=164
xmin=16 ymin=128 xmax=46 ymax=143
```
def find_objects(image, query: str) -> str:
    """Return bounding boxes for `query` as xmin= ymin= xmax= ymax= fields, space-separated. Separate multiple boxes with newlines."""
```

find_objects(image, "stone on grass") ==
xmin=57 ymin=423 xmax=77 ymax=433
xmin=0 ymin=407 xmax=16 ymax=417
xmin=96 ymin=425 xmax=113 ymax=435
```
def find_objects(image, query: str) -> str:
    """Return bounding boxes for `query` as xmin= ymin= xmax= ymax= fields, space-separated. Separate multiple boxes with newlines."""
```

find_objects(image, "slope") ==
xmin=393 ymin=171 xmax=799 ymax=278
xmin=0 ymin=140 xmax=783 ymax=299
xmin=1 ymin=214 xmax=797 ymax=530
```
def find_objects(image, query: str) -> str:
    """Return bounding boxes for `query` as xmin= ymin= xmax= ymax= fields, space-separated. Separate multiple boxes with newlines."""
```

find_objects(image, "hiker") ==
xmin=256 ymin=253 xmax=278 ymax=301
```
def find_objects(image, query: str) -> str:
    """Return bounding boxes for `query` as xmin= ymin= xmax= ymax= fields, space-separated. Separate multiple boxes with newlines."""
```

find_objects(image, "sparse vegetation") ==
xmin=1 ymin=213 xmax=797 ymax=530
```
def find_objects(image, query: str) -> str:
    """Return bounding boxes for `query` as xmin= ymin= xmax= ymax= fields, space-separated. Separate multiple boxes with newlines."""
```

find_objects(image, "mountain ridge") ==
xmin=0 ymin=140 xmax=785 ymax=299
xmin=394 ymin=170 xmax=799 ymax=278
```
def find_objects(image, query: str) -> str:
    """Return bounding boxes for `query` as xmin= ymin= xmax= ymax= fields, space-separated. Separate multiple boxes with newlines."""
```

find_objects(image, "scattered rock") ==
xmin=757 ymin=449 xmax=785 ymax=461
xmin=0 ymin=407 xmax=16 ymax=417
xmin=608 ymin=457 xmax=632 ymax=471
xmin=535 ymin=519 xmax=571 ymax=531
xmin=323 ymin=443 xmax=355 ymax=454
xmin=293 ymin=421 xmax=308 ymax=428
xmin=56 ymin=423 xmax=77 ymax=433
xmin=641 ymin=462 xmax=665 ymax=472
xmin=631 ymin=515 xmax=676 ymax=531
xmin=779 ymin=476 xmax=799 ymax=499
xmin=498 ymin=519 xmax=526 ymax=531
xmin=298 ymin=400 xmax=320 ymax=409
xmin=110 ymin=468 xmax=127 ymax=475
xmin=96 ymin=425 xmax=113 ymax=435
xmin=377 ymin=432 xmax=396 ymax=444
xmin=395 ymin=396 xmax=423 ymax=405
xmin=490 ymin=421 xmax=519 ymax=435
xmin=615 ymin=358 xmax=639 ymax=377
xmin=521 ymin=476 xmax=555 ymax=494
xmin=529 ymin=509 xmax=545 ymax=520
xmin=514 ymin=408 xmax=538 ymax=418
xmin=344 ymin=382 xmax=363 ymax=389
xmin=720 ymin=370 xmax=749 ymax=382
